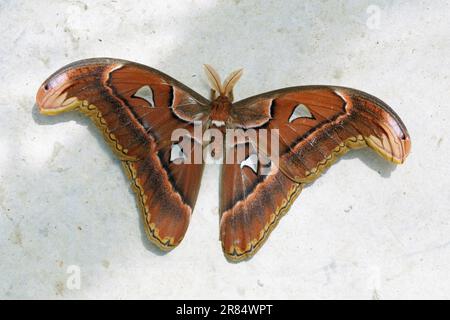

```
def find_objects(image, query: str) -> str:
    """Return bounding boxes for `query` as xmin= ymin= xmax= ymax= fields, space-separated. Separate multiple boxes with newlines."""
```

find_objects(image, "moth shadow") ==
xmin=32 ymin=103 xmax=115 ymax=160
xmin=137 ymin=213 xmax=169 ymax=256
xmin=32 ymin=103 xmax=168 ymax=257
xmin=340 ymin=148 xmax=397 ymax=178
xmin=32 ymin=103 xmax=89 ymax=126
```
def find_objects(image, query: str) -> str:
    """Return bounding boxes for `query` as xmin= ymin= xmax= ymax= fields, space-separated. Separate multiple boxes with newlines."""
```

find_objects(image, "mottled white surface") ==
xmin=0 ymin=0 xmax=449 ymax=299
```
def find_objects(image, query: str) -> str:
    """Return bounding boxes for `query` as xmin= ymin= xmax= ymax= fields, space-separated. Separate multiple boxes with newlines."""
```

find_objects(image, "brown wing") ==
xmin=220 ymin=140 xmax=302 ymax=261
xmin=36 ymin=58 xmax=210 ymax=250
xmin=221 ymin=86 xmax=410 ymax=260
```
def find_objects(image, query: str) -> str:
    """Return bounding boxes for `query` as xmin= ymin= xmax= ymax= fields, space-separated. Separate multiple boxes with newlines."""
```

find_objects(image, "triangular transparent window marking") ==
xmin=133 ymin=85 xmax=155 ymax=107
xmin=288 ymin=104 xmax=314 ymax=123
xmin=240 ymin=153 xmax=258 ymax=174
xmin=170 ymin=143 xmax=186 ymax=162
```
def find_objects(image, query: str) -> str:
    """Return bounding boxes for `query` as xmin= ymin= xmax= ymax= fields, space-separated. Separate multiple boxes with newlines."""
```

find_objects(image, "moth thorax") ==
xmin=203 ymin=64 xmax=243 ymax=125
xmin=210 ymin=95 xmax=232 ymax=122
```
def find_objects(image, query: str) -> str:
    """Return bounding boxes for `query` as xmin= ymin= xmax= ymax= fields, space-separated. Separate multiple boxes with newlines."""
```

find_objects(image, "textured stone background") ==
xmin=0 ymin=0 xmax=449 ymax=299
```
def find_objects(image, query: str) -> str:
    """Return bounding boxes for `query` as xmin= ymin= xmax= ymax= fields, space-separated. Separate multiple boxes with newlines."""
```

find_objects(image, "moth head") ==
xmin=36 ymin=71 xmax=81 ymax=115
xmin=203 ymin=64 xmax=243 ymax=101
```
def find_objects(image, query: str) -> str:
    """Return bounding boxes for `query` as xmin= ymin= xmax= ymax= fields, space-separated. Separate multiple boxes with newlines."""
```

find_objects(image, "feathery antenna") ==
xmin=204 ymin=64 xmax=243 ymax=98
